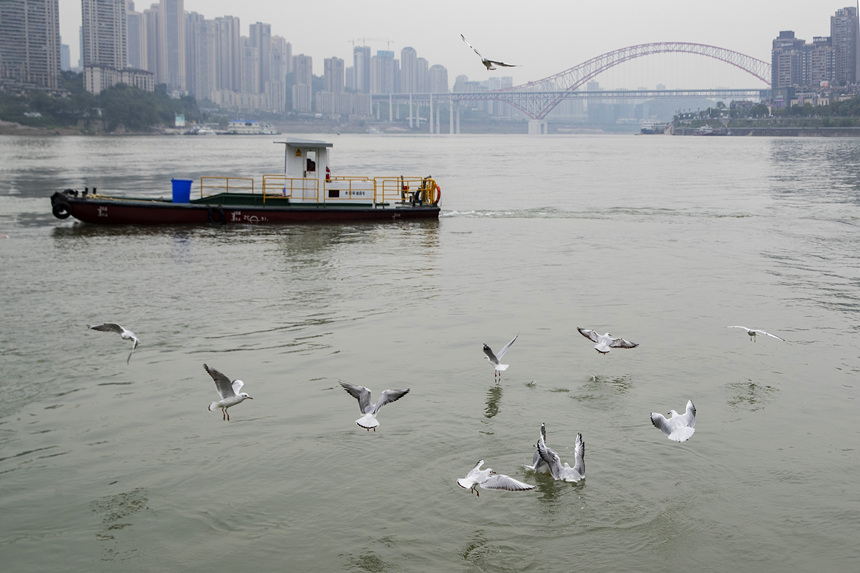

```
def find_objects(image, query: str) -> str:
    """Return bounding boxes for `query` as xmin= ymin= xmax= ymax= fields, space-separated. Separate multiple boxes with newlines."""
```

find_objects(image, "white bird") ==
xmin=339 ymin=382 xmax=409 ymax=431
xmin=524 ymin=423 xmax=549 ymax=472
xmin=457 ymin=460 xmax=534 ymax=496
xmin=204 ymin=364 xmax=253 ymax=421
xmin=88 ymin=322 xmax=140 ymax=364
xmin=536 ymin=431 xmax=585 ymax=483
xmin=460 ymin=34 xmax=518 ymax=71
xmin=483 ymin=334 xmax=518 ymax=378
xmin=651 ymin=400 xmax=696 ymax=442
xmin=577 ymin=327 xmax=638 ymax=354
xmin=727 ymin=326 xmax=785 ymax=342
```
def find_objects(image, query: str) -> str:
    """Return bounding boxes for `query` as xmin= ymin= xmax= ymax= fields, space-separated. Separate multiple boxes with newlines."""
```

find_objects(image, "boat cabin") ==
xmin=276 ymin=138 xmax=377 ymax=204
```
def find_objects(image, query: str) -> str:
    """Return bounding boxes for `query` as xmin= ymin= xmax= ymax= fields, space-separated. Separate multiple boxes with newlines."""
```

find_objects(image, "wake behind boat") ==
xmin=50 ymin=138 xmax=441 ymax=225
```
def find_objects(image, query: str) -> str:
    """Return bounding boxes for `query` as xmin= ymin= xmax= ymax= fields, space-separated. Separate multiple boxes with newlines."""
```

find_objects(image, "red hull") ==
xmin=51 ymin=194 xmax=439 ymax=225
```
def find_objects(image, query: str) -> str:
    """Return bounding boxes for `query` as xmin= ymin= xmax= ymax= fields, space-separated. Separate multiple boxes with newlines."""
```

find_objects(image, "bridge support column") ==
xmin=528 ymin=119 xmax=548 ymax=135
xmin=429 ymin=94 xmax=434 ymax=134
xmin=449 ymin=99 xmax=454 ymax=134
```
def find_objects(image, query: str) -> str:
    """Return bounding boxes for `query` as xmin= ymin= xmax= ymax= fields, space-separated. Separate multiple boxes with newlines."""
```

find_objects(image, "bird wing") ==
xmin=460 ymin=34 xmax=484 ymax=59
xmin=483 ymin=343 xmax=499 ymax=365
xmin=572 ymin=433 xmax=585 ymax=477
xmin=650 ymin=412 xmax=671 ymax=436
xmin=683 ymin=400 xmax=696 ymax=428
xmin=577 ymin=327 xmax=600 ymax=344
xmin=458 ymin=460 xmax=484 ymax=488
xmin=89 ymin=322 xmax=124 ymax=335
xmin=495 ymin=334 xmax=518 ymax=360
xmin=232 ymin=379 xmax=245 ymax=395
xmin=609 ymin=337 xmax=638 ymax=349
xmin=372 ymin=388 xmax=410 ymax=414
xmin=486 ymin=59 xmax=517 ymax=67
xmin=727 ymin=326 xmax=752 ymax=333
xmin=756 ymin=330 xmax=785 ymax=341
xmin=204 ymin=364 xmax=236 ymax=399
xmin=340 ymin=382 xmax=373 ymax=414
xmin=536 ymin=435 xmax=564 ymax=480
xmin=480 ymin=474 xmax=534 ymax=491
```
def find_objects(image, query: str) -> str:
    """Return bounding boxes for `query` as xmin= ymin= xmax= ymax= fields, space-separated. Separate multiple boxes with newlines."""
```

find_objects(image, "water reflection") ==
xmin=90 ymin=486 xmax=149 ymax=562
xmin=484 ymin=385 xmax=503 ymax=418
xmin=725 ymin=379 xmax=778 ymax=412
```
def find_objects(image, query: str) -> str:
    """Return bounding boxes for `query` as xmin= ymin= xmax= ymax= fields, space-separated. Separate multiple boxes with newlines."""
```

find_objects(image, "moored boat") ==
xmin=50 ymin=139 xmax=441 ymax=225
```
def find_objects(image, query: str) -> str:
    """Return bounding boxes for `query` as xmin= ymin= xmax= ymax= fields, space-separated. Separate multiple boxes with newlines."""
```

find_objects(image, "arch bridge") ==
xmin=479 ymin=42 xmax=772 ymax=120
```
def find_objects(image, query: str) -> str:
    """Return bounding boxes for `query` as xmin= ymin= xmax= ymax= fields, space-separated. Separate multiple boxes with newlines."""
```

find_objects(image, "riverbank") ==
xmin=0 ymin=120 xmax=86 ymax=136
xmin=672 ymin=125 xmax=860 ymax=136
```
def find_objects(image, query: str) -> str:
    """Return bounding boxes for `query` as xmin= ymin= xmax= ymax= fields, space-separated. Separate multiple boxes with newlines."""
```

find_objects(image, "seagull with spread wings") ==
xmin=460 ymin=34 xmax=518 ymax=71
xmin=339 ymin=382 xmax=409 ymax=431
xmin=577 ymin=327 xmax=638 ymax=355
xmin=457 ymin=460 xmax=534 ymax=496
xmin=87 ymin=322 xmax=140 ymax=364
xmin=651 ymin=400 xmax=696 ymax=442
xmin=204 ymin=364 xmax=253 ymax=421
xmin=727 ymin=326 xmax=785 ymax=342
xmin=536 ymin=430 xmax=585 ymax=483
xmin=483 ymin=334 xmax=518 ymax=378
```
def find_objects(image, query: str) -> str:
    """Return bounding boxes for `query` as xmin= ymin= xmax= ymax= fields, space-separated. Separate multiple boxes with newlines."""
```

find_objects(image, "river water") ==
xmin=1 ymin=133 xmax=858 ymax=572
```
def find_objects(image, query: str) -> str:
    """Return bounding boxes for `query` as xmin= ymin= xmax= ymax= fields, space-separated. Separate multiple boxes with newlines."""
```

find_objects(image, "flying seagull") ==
xmin=536 ymin=431 xmax=585 ymax=483
xmin=460 ymin=34 xmax=517 ymax=71
xmin=204 ymin=363 xmax=253 ymax=421
xmin=577 ymin=327 xmax=638 ymax=354
xmin=457 ymin=460 xmax=534 ymax=496
xmin=727 ymin=326 xmax=785 ymax=342
xmin=651 ymin=399 xmax=696 ymax=442
xmin=483 ymin=334 xmax=518 ymax=378
xmin=524 ymin=422 xmax=549 ymax=472
xmin=88 ymin=322 xmax=140 ymax=364
xmin=339 ymin=382 xmax=409 ymax=431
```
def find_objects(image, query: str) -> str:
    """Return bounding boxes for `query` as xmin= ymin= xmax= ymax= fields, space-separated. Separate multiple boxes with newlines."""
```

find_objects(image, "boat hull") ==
xmin=51 ymin=192 xmax=439 ymax=225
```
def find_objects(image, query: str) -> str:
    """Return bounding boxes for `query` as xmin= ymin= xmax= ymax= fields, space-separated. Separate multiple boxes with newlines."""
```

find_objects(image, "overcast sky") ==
xmin=58 ymin=1 xmax=858 ymax=89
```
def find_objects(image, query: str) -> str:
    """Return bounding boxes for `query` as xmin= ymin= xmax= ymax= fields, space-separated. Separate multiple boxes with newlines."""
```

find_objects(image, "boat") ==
xmin=222 ymin=120 xmax=279 ymax=135
xmin=50 ymin=139 xmax=441 ymax=225
xmin=639 ymin=121 xmax=667 ymax=135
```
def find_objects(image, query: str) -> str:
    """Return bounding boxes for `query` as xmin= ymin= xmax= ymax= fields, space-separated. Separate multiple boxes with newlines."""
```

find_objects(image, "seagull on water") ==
xmin=204 ymin=364 xmax=253 ymax=421
xmin=483 ymin=334 xmax=518 ymax=378
xmin=524 ymin=423 xmax=549 ymax=472
xmin=577 ymin=327 xmax=638 ymax=354
xmin=536 ymin=430 xmax=585 ymax=483
xmin=460 ymin=34 xmax=518 ymax=71
xmin=88 ymin=322 xmax=140 ymax=364
xmin=651 ymin=399 xmax=696 ymax=442
xmin=727 ymin=326 xmax=785 ymax=342
xmin=457 ymin=460 xmax=534 ymax=496
xmin=339 ymin=382 xmax=409 ymax=431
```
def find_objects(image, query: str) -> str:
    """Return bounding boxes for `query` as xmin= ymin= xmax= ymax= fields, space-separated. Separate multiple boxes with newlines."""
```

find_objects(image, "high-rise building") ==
xmin=185 ymin=11 xmax=214 ymax=100
xmin=81 ymin=0 xmax=126 ymax=69
xmin=371 ymin=50 xmax=395 ymax=94
xmin=292 ymin=53 xmax=313 ymax=112
xmin=416 ymin=57 xmax=429 ymax=93
xmin=267 ymin=35 xmax=288 ymax=112
xmin=831 ymin=6 xmax=858 ymax=85
xmin=400 ymin=47 xmax=417 ymax=93
xmin=353 ymin=45 xmax=371 ymax=93
xmin=771 ymin=31 xmax=806 ymax=88
xmin=127 ymin=1 xmax=146 ymax=69
xmin=324 ymin=57 xmax=344 ymax=93
xmin=213 ymin=15 xmax=241 ymax=92
xmin=428 ymin=64 xmax=448 ymax=94
xmin=143 ymin=6 xmax=161 ymax=81
xmin=249 ymin=22 xmax=271 ymax=93
xmin=0 ymin=0 xmax=61 ymax=90
xmin=159 ymin=0 xmax=185 ymax=92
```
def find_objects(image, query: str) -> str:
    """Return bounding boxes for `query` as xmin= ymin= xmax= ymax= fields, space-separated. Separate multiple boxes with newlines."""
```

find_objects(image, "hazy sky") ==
xmin=58 ymin=0 xmax=857 ymax=89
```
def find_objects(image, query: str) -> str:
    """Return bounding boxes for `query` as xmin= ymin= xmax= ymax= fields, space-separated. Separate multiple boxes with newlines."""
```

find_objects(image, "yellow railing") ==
xmin=199 ymin=176 xmax=254 ymax=197
xmin=199 ymin=174 xmax=439 ymax=206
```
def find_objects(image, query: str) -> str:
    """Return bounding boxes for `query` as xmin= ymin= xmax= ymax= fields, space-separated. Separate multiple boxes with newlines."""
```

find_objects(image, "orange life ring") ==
xmin=434 ymin=184 xmax=441 ymax=205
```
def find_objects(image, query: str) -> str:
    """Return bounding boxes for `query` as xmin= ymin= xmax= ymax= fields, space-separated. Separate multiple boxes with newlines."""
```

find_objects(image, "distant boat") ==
xmin=639 ymin=121 xmax=667 ymax=135
xmin=223 ymin=120 xmax=279 ymax=135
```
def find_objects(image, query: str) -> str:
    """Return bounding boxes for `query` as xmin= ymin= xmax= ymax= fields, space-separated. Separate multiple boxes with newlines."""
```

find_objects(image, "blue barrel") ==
xmin=171 ymin=178 xmax=193 ymax=203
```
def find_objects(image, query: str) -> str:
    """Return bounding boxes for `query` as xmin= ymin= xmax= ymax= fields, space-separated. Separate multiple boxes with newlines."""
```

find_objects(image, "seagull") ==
xmin=727 ymin=326 xmax=785 ymax=342
xmin=483 ymin=334 xmax=518 ymax=378
xmin=87 ymin=322 xmax=140 ymax=364
xmin=536 ymin=431 xmax=585 ymax=483
xmin=651 ymin=399 xmax=696 ymax=442
xmin=524 ymin=423 xmax=549 ymax=472
xmin=577 ymin=327 xmax=638 ymax=354
xmin=460 ymin=34 xmax=518 ymax=71
xmin=457 ymin=460 xmax=534 ymax=496
xmin=204 ymin=364 xmax=253 ymax=421
xmin=339 ymin=382 xmax=409 ymax=431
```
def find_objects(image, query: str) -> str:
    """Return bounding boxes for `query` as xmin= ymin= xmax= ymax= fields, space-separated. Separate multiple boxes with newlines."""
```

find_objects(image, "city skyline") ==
xmin=57 ymin=0 xmax=857 ymax=90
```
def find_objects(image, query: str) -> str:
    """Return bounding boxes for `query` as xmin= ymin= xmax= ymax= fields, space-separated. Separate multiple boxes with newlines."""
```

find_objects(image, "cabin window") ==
xmin=305 ymin=151 xmax=317 ymax=173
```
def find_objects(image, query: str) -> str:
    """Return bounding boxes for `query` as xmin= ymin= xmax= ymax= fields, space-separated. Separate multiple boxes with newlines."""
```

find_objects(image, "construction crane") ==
xmin=349 ymin=37 xmax=394 ymax=50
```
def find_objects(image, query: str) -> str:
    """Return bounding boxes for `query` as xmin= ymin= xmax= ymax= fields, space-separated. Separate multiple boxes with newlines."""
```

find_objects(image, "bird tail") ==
xmin=209 ymin=401 xmax=220 ymax=412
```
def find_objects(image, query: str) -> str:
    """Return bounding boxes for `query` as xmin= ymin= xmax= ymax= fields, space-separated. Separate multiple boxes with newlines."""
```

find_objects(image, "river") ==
xmin=1 ymin=133 xmax=858 ymax=572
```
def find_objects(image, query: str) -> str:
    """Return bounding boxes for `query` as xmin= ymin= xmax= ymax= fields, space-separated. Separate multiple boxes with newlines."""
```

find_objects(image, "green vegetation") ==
xmin=0 ymin=71 xmax=218 ymax=133
xmin=675 ymin=96 xmax=860 ymax=129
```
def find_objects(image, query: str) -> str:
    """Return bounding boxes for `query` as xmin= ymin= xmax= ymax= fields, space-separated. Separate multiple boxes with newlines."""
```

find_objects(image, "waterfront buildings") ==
xmin=0 ymin=0 xmax=61 ymax=90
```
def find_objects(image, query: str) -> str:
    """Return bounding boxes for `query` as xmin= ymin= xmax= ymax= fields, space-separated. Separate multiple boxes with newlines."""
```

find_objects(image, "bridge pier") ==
xmin=528 ymin=119 xmax=548 ymax=135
